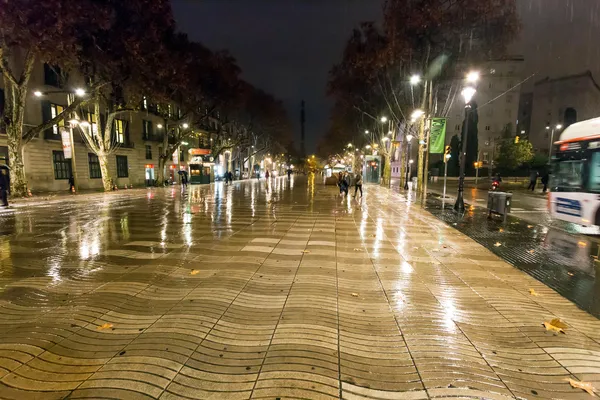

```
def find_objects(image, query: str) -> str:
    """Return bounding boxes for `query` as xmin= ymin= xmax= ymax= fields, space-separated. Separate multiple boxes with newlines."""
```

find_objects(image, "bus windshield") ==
xmin=553 ymin=160 xmax=584 ymax=191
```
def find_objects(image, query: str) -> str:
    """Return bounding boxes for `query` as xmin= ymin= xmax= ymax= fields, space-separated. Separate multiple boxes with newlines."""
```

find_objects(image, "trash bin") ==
xmin=487 ymin=191 xmax=513 ymax=221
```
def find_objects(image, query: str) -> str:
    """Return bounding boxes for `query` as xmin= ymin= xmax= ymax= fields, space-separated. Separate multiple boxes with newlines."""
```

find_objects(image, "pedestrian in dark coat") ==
xmin=0 ymin=168 xmax=10 ymax=207
xmin=541 ymin=171 xmax=550 ymax=193
xmin=527 ymin=170 xmax=538 ymax=191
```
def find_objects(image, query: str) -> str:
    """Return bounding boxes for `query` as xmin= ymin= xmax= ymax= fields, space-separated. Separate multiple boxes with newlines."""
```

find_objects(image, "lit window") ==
xmin=85 ymin=112 xmax=98 ymax=136
xmin=115 ymin=119 xmax=125 ymax=144
xmin=50 ymin=104 xmax=65 ymax=135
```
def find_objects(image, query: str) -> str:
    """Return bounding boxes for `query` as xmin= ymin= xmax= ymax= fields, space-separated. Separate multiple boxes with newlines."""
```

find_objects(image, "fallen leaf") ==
xmin=549 ymin=318 xmax=568 ymax=330
xmin=543 ymin=322 xmax=565 ymax=334
xmin=353 ymin=248 xmax=362 ymax=252
xmin=569 ymin=379 xmax=597 ymax=396
xmin=499 ymin=228 xmax=504 ymax=232
xmin=190 ymin=270 xmax=200 ymax=275
xmin=97 ymin=323 xmax=113 ymax=330
xmin=302 ymin=250 xmax=310 ymax=254
xmin=494 ymin=242 xmax=502 ymax=247
xmin=442 ymin=245 xmax=448 ymax=249
xmin=528 ymin=249 xmax=535 ymax=254
xmin=543 ymin=318 xmax=567 ymax=334
xmin=527 ymin=225 xmax=533 ymax=228
xmin=529 ymin=288 xmax=539 ymax=296
xmin=568 ymin=271 xmax=574 ymax=276
xmin=351 ymin=293 xmax=359 ymax=297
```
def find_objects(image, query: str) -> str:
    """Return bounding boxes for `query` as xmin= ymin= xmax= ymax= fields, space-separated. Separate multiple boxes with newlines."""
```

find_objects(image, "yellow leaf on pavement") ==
xmin=97 ymin=323 xmax=113 ymax=330
xmin=569 ymin=379 xmax=597 ymax=396
xmin=353 ymin=248 xmax=362 ymax=252
xmin=499 ymin=228 xmax=504 ymax=232
xmin=494 ymin=242 xmax=502 ymax=247
xmin=190 ymin=270 xmax=200 ymax=275
xmin=549 ymin=318 xmax=568 ymax=329
xmin=529 ymin=288 xmax=539 ymax=296
xmin=527 ymin=225 xmax=533 ymax=228
xmin=351 ymin=293 xmax=359 ymax=297
xmin=528 ymin=249 xmax=535 ymax=254
xmin=543 ymin=318 xmax=567 ymax=334
xmin=302 ymin=250 xmax=310 ymax=254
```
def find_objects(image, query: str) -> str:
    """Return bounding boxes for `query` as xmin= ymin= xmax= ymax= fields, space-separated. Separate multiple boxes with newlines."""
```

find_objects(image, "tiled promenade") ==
xmin=0 ymin=177 xmax=599 ymax=399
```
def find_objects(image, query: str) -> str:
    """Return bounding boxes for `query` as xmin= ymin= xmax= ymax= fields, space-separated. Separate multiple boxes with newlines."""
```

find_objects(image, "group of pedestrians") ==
xmin=224 ymin=171 xmax=234 ymax=185
xmin=337 ymin=171 xmax=363 ymax=199
xmin=528 ymin=169 xmax=550 ymax=193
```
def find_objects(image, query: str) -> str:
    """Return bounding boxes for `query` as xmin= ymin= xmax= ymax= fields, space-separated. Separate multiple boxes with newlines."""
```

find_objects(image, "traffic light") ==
xmin=515 ymin=135 xmax=520 ymax=144
xmin=444 ymin=145 xmax=451 ymax=163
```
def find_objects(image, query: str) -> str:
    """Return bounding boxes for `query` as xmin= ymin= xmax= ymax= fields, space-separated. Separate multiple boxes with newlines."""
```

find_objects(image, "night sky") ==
xmin=172 ymin=0 xmax=600 ymax=153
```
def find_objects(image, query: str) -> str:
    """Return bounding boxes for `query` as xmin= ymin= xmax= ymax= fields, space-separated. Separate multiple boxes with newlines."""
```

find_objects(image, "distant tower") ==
xmin=300 ymin=100 xmax=306 ymax=157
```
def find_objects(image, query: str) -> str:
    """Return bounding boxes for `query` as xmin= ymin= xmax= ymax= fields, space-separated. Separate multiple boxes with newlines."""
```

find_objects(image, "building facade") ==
xmin=529 ymin=71 xmax=600 ymax=153
xmin=443 ymin=56 xmax=524 ymax=167
xmin=0 ymin=62 xmax=225 ymax=192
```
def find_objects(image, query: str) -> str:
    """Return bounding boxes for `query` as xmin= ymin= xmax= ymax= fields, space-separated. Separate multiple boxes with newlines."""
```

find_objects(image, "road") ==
xmin=427 ymin=179 xmax=551 ymax=225
xmin=0 ymin=177 xmax=599 ymax=399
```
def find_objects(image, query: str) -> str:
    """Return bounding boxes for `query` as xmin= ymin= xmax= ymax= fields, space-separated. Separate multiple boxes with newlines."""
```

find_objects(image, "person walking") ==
xmin=265 ymin=170 xmax=270 ymax=180
xmin=353 ymin=172 xmax=363 ymax=198
xmin=341 ymin=172 xmax=350 ymax=196
xmin=68 ymin=175 xmax=75 ymax=193
xmin=228 ymin=171 xmax=234 ymax=183
xmin=0 ymin=167 xmax=10 ymax=207
xmin=224 ymin=171 xmax=229 ymax=185
xmin=541 ymin=171 xmax=550 ymax=193
xmin=528 ymin=169 xmax=538 ymax=192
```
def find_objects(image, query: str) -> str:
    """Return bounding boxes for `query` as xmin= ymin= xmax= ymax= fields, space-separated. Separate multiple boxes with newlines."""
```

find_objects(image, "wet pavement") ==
xmin=421 ymin=191 xmax=600 ymax=319
xmin=1 ymin=177 xmax=600 ymax=399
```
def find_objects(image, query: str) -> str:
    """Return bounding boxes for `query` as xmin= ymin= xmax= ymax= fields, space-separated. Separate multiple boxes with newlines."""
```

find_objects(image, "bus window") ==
xmin=554 ymin=160 xmax=584 ymax=191
xmin=589 ymin=152 xmax=600 ymax=192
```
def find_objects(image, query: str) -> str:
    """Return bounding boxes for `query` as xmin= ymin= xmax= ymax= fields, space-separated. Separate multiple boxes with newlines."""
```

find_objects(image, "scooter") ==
xmin=491 ymin=180 xmax=500 ymax=191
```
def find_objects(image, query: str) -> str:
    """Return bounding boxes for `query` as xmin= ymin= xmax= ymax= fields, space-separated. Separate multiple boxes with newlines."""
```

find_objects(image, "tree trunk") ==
xmin=7 ymin=126 xmax=27 ymax=197
xmin=98 ymin=153 xmax=112 ymax=192
xmin=156 ymin=156 xmax=166 ymax=186
xmin=6 ymin=87 xmax=28 ymax=197
xmin=382 ymin=153 xmax=391 ymax=187
xmin=399 ymin=141 xmax=407 ymax=189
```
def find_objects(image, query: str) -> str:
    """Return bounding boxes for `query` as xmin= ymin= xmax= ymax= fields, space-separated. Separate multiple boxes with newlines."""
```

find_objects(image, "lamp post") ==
xmin=454 ymin=85 xmax=477 ymax=212
xmin=404 ymin=133 xmax=414 ymax=190
xmin=548 ymin=124 xmax=563 ymax=159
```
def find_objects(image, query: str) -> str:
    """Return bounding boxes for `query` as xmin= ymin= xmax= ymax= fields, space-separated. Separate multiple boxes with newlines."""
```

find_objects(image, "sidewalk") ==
xmin=0 ymin=180 xmax=599 ymax=399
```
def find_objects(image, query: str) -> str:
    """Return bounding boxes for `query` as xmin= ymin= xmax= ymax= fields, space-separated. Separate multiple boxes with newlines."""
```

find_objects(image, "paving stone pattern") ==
xmin=0 ymin=178 xmax=599 ymax=399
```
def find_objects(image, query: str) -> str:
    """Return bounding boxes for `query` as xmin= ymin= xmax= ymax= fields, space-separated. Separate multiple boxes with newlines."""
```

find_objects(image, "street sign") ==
xmin=429 ymin=118 xmax=447 ymax=153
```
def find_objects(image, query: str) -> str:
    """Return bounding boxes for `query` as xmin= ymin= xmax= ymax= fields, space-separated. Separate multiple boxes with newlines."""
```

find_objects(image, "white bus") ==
xmin=550 ymin=117 xmax=600 ymax=231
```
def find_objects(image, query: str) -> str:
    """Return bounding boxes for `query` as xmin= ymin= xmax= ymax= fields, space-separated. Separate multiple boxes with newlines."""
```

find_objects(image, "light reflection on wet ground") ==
xmin=424 ymin=196 xmax=600 ymax=318
xmin=0 ymin=178 xmax=600 ymax=399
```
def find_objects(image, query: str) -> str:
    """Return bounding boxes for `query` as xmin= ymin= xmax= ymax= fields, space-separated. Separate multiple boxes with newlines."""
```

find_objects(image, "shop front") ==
xmin=363 ymin=155 xmax=381 ymax=184
xmin=188 ymin=148 xmax=214 ymax=184
xmin=144 ymin=164 xmax=155 ymax=186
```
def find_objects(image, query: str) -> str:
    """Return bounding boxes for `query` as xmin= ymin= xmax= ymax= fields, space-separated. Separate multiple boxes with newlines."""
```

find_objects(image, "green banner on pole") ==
xmin=429 ymin=118 xmax=447 ymax=154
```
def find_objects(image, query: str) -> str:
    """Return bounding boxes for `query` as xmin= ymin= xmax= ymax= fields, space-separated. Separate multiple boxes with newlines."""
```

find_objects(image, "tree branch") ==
xmin=0 ymin=45 xmax=18 ymax=87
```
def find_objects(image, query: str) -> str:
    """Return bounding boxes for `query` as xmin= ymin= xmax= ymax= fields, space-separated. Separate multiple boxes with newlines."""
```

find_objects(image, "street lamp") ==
xmin=365 ymin=130 xmax=369 ymax=134
xmin=157 ymin=124 xmax=163 ymax=129
xmin=34 ymin=91 xmax=43 ymax=97
xmin=548 ymin=124 xmax=563 ymax=159
xmin=182 ymin=123 xmax=189 ymax=129
xmin=74 ymin=88 xmax=86 ymax=97
xmin=381 ymin=116 xmax=388 ymax=123
xmin=410 ymin=75 xmax=421 ymax=85
xmin=454 ymin=86 xmax=477 ymax=212
xmin=404 ymin=133 xmax=414 ymax=190
xmin=410 ymin=109 xmax=424 ymax=122
xmin=466 ymin=71 xmax=480 ymax=83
